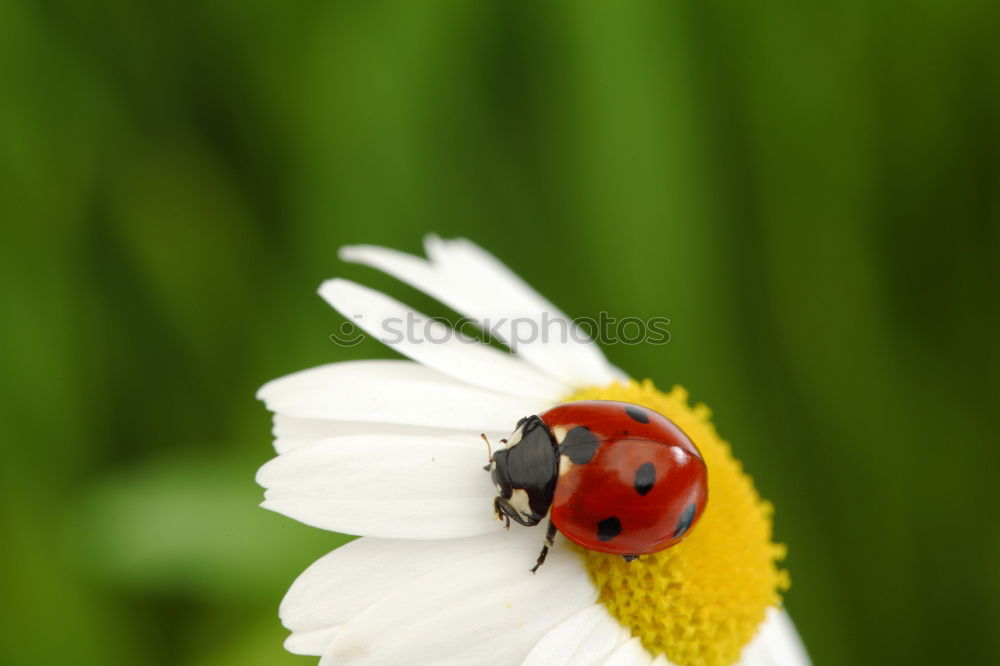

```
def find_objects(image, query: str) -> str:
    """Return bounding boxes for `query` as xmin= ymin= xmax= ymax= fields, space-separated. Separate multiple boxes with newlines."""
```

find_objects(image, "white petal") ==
xmin=424 ymin=235 xmax=628 ymax=388
xmin=320 ymin=533 xmax=598 ymax=665
xmin=257 ymin=434 xmax=498 ymax=538
xmin=270 ymin=414 xmax=503 ymax=454
xmin=281 ymin=533 xmax=517 ymax=655
xmin=258 ymin=360 xmax=547 ymax=431
xmin=318 ymin=278 xmax=570 ymax=401
xmin=737 ymin=608 xmax=811 ymax=666
xmin=340 ymin=238 xmax=626 ymax=388
xmin=522 ymin=604 xmax=631 ymax=666
xmin=601 ymin=637 xmax=654 ymax=666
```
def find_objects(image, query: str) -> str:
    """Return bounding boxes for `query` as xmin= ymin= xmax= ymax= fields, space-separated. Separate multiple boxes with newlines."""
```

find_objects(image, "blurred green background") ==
xmin=2 ymin=1 xmax=998 ymax=664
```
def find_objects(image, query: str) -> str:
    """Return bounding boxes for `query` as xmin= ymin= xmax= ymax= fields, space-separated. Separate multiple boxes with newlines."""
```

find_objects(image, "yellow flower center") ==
xmin=567 ymin=379 xmax=789 ymax=666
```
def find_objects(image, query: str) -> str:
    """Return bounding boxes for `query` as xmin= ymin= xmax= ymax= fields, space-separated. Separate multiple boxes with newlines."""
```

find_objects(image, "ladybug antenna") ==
xmin=480 ymin=433 xmax=494 ymax=462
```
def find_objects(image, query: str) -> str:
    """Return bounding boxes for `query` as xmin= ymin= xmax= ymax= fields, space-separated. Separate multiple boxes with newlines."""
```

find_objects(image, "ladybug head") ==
xmin=487 ymin=416 xmax=559 ymax=528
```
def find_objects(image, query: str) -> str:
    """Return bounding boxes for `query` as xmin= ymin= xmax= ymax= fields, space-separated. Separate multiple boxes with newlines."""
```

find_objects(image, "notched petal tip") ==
xmin=317 ymin=276 xmax=347 ymax=297
xmin=337 ymin=244 xmax=374 ymax=262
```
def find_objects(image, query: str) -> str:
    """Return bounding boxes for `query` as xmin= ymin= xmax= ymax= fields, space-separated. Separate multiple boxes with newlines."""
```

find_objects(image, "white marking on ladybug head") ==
xmin=509 ymin=488 xmax=533 ymax=520
xmin=551 ymin=426 xmax=568 ymax=444
xmin=558 ymin=453 xmax=574 ymax=477
xmin=504 ymin=426 xmax=524 ymax=449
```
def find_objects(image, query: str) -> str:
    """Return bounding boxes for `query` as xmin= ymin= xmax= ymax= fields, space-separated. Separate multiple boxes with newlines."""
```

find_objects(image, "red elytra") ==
xmin=541 ymin=401 xmax=708 ymax=556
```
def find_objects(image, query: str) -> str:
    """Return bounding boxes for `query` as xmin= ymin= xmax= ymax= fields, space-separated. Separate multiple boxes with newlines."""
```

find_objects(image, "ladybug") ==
xmin=485 ymin=400 xmax=708 ymax=572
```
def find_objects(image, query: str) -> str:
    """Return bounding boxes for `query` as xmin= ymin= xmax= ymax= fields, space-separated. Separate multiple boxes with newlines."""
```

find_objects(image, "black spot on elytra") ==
xmin=597 ymin=516 xmax=622 ymax=542
xmin=673 ymin=503 xmax=697 ymax=539
xmin=625 ymin=404 xmax=650 ymax=423
xmin=560 ymin=426 xmax=599 ymax=464
xmin=634 ymin=462 xmax=656 ymax=495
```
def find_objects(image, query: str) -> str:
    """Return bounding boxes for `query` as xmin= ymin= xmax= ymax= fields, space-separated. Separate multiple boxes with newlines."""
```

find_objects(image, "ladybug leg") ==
xmin=530 ymin=519 xmax=558 ymax=574
xmin=494 ymin=497 xmax=541 ymax=528
xmin=493 ymin=497 xmax=511 ymax=528
xmin=622 ymin=555 xmax=639 ymax=562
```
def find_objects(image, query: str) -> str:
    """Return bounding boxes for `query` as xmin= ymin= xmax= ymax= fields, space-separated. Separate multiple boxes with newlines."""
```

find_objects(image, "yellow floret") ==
xmin=568 ymin=380 xmax=789 ymax=666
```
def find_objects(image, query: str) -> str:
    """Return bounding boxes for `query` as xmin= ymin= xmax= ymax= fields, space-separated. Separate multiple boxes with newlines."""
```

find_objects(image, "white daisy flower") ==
xmin=257 ymin=236 xmax=810 ymax=666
